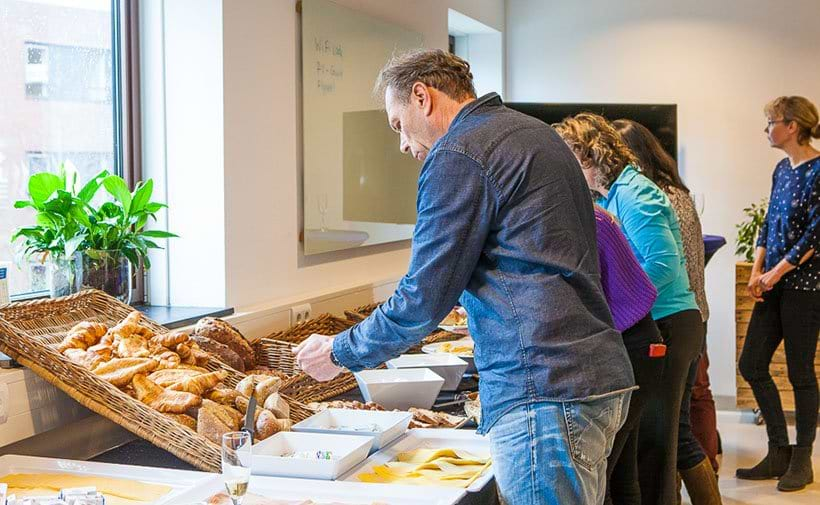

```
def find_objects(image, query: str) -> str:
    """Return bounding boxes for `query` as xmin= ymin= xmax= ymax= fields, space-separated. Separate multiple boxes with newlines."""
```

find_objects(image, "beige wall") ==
xmin=506 ymin=0 xmax=820 ymax=398
xmin=220 ymin=0 xmax=505 ymax=309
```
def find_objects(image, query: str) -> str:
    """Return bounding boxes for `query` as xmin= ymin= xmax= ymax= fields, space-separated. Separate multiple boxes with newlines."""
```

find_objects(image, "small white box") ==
xmin=354 ymin=368 xmax=445 ymax=410
xmin=252 ymin=431 xmax=372 ymax=480
xmin=387 ymin=354 xmax=468 ymax=391
xmin=292 ymin=408 xmax=412 ymax=453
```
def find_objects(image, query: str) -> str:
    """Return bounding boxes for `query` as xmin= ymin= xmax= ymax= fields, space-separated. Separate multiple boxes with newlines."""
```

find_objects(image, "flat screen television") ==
xmin=506 ymin=103 xmax=678 ymax=160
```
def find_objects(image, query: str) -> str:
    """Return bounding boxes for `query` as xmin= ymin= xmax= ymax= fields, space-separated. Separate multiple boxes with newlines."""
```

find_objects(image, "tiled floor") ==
xmin=681 ymin=410 xmax=820 ymax=504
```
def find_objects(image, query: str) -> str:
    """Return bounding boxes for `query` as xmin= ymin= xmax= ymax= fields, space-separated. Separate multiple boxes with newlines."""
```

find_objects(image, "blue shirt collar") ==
xmin=449 ymin=92 xmax=502 ymax=130
xmin=600 ymin=164 xmax=640 ymax=206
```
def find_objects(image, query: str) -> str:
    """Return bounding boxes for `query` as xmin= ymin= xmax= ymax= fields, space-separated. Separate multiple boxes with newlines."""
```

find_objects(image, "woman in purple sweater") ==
xmin=596 ymin=205 xmax=666 ymax=505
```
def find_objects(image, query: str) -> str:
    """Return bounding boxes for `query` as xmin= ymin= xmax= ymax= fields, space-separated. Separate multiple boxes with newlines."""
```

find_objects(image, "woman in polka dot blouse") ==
xmin=737 ymin=96 xmax=820 ymax=492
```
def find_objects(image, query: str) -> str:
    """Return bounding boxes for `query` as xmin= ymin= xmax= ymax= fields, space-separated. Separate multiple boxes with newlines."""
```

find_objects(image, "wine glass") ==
xmin=691 ymin=192 xmax=706 ymax=216
xmin=222 ymin=431 xmax=252 ymax=505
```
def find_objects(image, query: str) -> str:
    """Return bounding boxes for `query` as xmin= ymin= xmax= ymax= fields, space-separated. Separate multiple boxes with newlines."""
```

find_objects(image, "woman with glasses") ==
xmin=555 ymin=113 xmax=719 ymax=505
xmin=737 ymin=96 xmax=820 ymax=492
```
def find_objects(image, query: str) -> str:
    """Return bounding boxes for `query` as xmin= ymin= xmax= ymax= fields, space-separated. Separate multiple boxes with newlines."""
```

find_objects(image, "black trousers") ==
xmin=638 ymin=309 xmax=705 ymax=505
xmin=605 ymin=314 xmax=665 ymax=505
xmin=738 ymin=286 xmax=820 ymax=447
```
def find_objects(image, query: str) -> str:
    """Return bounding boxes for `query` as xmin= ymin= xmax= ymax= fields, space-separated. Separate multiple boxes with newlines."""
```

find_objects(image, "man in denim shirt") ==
xmin=296 ymin=49 xmax=635 ymax=504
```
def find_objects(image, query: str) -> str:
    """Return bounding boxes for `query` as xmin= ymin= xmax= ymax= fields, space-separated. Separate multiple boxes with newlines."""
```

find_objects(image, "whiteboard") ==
xmin=301 ymin=0 xmax=424 ymax=255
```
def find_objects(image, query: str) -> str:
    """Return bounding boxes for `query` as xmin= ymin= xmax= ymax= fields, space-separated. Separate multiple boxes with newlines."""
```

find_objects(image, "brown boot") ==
xmin=681 ymin=457 xmax=722 ymax=505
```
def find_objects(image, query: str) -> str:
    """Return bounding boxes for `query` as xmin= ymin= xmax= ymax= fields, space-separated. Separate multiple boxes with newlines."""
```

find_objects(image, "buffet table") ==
xmin=87 ymin=379 xmax=499 ymax=505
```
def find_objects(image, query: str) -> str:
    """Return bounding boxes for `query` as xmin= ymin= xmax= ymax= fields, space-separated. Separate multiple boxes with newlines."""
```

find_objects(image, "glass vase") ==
xmin=47 ymin=253 xmax=83 ymax=298
xmin=82 ymin=250 xmax=131 ymax=303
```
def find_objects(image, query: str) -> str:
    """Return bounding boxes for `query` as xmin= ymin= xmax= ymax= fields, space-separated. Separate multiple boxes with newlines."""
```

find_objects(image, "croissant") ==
xmin=153 ymin=330 xmax=189 ymax=349
xmin=63 ymin=348 xmax=104 ymax=370
xmin=206 ymin=387 xmax=242 ymax=406
xmin=87 ymin=343 xmax=113 ymax=362
xmin=148 ymin=368 xmax=203 ymax=388
xmin=132 ymin=373 xmax=201 ymax=413
xmin=116 ymin=334 xmax=150 ymax=359
xmin=93 ymin=357 xmax=158 ymax=387
xmin=57 ymin=334 xmax=88 ymax=353
xmin=168 ymin=370 xmax=228 ymax=396
xmin=190 ymin=346 xmax=211 ymax=367
xmin=154 ymin=351 xmax=181 ymax=370
xmin=175 ymin=343 xmax=197 ymax=365
xmin=67 ymin=321 xmax=108 ymax=347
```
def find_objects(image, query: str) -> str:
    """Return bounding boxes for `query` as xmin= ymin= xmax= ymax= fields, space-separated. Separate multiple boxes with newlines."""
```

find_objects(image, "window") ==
xmin=0 ymin=0 xmax=136 ymax=298
xmin=24 ymin=41 xmax=113 ymax=102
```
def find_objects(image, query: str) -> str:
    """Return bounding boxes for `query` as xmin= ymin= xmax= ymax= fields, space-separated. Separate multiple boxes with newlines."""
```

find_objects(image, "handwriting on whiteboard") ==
xmin=314 ymin=37 xmax=344 ymax=94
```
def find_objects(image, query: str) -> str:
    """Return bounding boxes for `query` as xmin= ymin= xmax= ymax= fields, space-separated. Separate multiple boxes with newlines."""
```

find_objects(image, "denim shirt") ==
xmin=333 ymin=93 xmax=635 ymax=434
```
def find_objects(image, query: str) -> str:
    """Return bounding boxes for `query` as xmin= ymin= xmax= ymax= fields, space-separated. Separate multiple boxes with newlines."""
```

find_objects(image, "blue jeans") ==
xmin=489 ymin=391 xmax=632 ymax=505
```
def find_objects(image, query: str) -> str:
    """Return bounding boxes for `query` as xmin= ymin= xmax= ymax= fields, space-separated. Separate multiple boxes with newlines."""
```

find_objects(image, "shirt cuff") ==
xmin=332 ymin=327 xmax=364 ymax=372
xmin=784 ymin=248 xmax=802 ymax=266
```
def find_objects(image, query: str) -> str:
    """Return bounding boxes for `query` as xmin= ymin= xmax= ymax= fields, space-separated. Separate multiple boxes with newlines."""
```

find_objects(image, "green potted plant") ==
xmin=12 ymin=163 xmax=175 ymax=302
xmin=12 ymin=164 xmax=93 ymax=297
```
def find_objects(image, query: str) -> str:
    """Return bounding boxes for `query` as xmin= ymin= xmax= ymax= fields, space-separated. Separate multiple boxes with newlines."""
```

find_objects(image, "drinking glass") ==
xmin=222 ymin=431 xmax=252 ymax=505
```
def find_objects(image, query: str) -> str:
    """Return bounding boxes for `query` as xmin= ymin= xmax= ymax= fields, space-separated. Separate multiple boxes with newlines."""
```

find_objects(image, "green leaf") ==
xmin=78 ymin=170 xmax=107 ymax=203
xmin=122 ymin=248 xmax=140 ymax=268
xmin=140 ymin=230 xmax=177 ymax=238
xmin=103 ymin=175 xmax=132 ymax=214
xmin=130 ymin=179 xmax=153 ymax=214
xmin=64 ymin=234 xmax=86 ymax=257
xmin=69 ymin=205 xmax=92 ymax=228
xmin=14 ymin=200 xmax=35 ymax=209
xmin=28 ymin=173 xmax=63 ymax=205
xmin=35 ymin=212 xmax=59 ymax=228
xmin=145 ymin=202 xmax=167 ymax=213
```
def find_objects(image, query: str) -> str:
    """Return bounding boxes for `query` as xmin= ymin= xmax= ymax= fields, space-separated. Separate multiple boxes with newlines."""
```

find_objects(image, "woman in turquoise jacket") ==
xmin=555 ymin=113 xmax=718 ymax=505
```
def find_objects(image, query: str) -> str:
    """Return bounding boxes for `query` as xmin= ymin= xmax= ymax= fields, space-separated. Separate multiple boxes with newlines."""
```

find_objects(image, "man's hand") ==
xmin=293 ymin=334 xmax=344 ymax=382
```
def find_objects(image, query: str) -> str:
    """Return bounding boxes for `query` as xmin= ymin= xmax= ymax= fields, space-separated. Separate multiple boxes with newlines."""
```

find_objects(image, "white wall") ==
xmin=506 ymin=0 xmax=820 ymax=398
xmin=219 ymin=0 xmax=505 ymax=310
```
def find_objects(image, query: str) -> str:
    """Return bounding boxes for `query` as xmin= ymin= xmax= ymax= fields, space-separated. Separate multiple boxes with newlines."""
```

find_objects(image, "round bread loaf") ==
xmin=193 ymin=317 xmax=255 ymax=370
xmin=190 ymin=335 xmax=245 ymax=372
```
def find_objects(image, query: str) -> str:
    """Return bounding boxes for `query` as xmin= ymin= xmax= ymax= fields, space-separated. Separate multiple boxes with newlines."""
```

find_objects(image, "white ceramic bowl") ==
xmin=252 ymin=431 xmax=372 ymax=480
xmin=292 ymin=408 xmax=412 ymax=453
xmin=386 ymin=354 xmax=468 ymax=391
xmin=354 ymin=368 xmax=445 ymax=410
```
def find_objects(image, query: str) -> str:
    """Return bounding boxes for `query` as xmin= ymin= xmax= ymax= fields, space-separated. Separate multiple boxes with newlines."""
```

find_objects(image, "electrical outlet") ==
xmin=290 ymin=303 xmax=312 ymax=326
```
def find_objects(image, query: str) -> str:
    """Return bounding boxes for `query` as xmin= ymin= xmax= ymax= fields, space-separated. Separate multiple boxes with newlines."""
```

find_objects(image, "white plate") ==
xmin=167 ymin=474 xmax=465 ymax=505
xmin=437 ymin=324 xmax=469 ymax=333
xmin=292 ymin=409 xmax=412 ymax=453
xmin=420 ymin=338 xmax=474 ymax=358
xmin=341 ymin=428 xmax=494 ymax=493
xmin=0 ymin=454 xmax=216 ymax=504
xmin=421 ymin=338 xmax=476 ymax=374
xmin=252 ymin=431 xmax=372 ymax=480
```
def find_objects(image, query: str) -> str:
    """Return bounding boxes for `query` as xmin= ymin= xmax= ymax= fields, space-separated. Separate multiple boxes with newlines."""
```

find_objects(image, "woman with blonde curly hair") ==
xmin=555 ymin=113 xmax=718 ymax=505
xmin=736 ymin=96 xmax=820 ymax=492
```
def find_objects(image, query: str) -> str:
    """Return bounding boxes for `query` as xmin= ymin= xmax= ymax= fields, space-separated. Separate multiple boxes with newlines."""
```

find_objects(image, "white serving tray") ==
xmin=386 ymin=354 xmax=468 ymax=391
xmin=292 ymin=408 xmax=412 ymax=453
xmin=354 ymin=369 xmax=445 ymax=410
xmin=167 ymin=473 xmax=465 ymax=505
xmin=341 ymin=428 xmax=494 ymax=493
xmin=0 ymin=454 xmax=216 ymax=504
xmin=252 ymin=431 xmax=372 ymax=480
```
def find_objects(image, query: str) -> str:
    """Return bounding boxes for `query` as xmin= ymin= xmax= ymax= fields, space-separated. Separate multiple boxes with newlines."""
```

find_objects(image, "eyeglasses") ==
xmin=766 ymin=119 xmax=790 ymax=129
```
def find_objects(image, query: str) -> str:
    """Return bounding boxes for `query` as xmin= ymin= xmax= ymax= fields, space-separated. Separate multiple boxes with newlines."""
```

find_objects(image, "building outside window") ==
xmin=0 ymin=0 xmax=122 ymax=297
